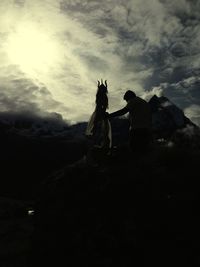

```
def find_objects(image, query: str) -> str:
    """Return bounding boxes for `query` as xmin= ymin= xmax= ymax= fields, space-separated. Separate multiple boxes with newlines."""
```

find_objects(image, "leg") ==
xmin=101 ymin=119 xmax=111 ymax=152
xmin=129 ymin=129 xmax=151 ymax=155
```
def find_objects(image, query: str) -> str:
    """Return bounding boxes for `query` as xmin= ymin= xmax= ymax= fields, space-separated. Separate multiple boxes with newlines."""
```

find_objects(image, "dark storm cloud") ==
xmin=0 ymin=68 xmax=66 ymax=116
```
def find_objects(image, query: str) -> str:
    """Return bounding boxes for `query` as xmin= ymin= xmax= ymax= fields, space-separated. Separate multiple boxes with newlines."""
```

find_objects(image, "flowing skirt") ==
xmin=85 ymin=111 xmax=112 ymax=149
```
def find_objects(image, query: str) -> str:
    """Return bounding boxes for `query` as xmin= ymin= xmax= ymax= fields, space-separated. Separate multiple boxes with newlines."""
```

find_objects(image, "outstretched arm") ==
xmin=108 ymin=107 xmax=129 ymax=118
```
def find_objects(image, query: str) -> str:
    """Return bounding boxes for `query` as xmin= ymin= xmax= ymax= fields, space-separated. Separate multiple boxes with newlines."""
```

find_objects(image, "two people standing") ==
xmin=86 ymin=80 xmax=152 ymax=155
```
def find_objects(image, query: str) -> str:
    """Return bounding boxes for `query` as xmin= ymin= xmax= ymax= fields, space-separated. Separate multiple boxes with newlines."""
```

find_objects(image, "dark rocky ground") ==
xmin=0 ymin=139 xmax=200 ymax=266
xmin=0 ymin=118 xmax=88 ymax=267
xmin=31 ymin=144 xmax=199 ymax=267
xmin=0 ymin=197 xmax=34 ymax=267
xmin=0 ymin=97 xmax=200 ymax=266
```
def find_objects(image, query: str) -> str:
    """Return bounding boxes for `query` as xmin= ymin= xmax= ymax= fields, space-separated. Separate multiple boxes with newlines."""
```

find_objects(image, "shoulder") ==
xmin=134 ymin=97 xmax=149 ymax=106
xmin=135 ymin=96 xmax=145 ymax=102
xmin=126 ymin=98 xmax=136 ymax=108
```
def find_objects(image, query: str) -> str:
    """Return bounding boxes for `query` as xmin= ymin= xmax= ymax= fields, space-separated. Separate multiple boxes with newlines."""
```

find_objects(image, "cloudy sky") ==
xmin=0 ymin=0 xmax=200 ymax=125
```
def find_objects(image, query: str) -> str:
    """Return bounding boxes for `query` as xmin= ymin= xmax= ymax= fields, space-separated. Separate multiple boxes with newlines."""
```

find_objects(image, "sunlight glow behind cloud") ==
xmin=0 ymin=0 xmax=200 ymax=125
xmin=6 ymin=23 xmax=59 ymax=75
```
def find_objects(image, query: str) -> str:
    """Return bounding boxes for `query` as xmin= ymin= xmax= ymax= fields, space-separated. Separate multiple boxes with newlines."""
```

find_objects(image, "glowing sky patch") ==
xmin=6 ymin=23 xmax=60 ymax=75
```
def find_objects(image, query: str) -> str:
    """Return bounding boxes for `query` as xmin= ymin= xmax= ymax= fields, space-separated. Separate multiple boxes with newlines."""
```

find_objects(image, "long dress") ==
xmin=85 ymin=96 xmax=112 ymax=149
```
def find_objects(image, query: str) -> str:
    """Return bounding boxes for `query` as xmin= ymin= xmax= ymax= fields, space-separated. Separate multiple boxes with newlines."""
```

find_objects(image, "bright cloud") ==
xmin=185 ymin=105 xmax=200 ymax=126
xmin=0 ymin=0 xmax=200 ymax=125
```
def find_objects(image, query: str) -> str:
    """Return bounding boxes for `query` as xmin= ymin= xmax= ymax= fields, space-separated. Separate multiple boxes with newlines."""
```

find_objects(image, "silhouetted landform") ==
xmin=0 ymin=96 xmax=200 ymax=266
xmin=149 ymin=95 xmax=198 ymax=138
xmin=0 ymin=94 xmax=199 ymax=199
xmin=0 ymin=116 xmax=87 ymax=200
xmin=0 ymin=111 xmax=70 ymax=138
xmin=0 ymin=94 xmax=199 ymax=200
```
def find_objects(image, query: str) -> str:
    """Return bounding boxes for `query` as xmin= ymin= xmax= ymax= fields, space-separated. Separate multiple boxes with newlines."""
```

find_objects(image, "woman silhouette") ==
xmin=85 ymin=80 xmax=112 ymax=151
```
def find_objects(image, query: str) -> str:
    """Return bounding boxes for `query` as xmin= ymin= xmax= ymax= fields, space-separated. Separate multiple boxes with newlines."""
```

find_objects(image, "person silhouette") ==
xmin=107 ymin=90 xmax=152 ymax=153
xmin=85 ymin=80 xmax=112 ymax=152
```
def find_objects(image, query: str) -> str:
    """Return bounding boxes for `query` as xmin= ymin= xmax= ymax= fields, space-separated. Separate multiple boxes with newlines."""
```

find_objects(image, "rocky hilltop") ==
xmin=0 ymin=95 xmax=199 ymax=266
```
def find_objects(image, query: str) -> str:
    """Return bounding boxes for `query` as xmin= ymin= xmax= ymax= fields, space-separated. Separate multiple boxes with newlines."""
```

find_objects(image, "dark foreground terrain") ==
xmin=31 ymin=144 xmax=199 ymax=267
xmin=0 ymin=101 xmax=199 ymax=266
xmin=1 ymin=141 xmax=199 ymax=266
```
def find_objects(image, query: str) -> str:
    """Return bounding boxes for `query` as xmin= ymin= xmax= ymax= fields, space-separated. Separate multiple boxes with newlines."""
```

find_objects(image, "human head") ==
xmin=97 ymin=80 xmax=108 ymax=94
xmin=123 ymin=90 xmax=136 ymax=102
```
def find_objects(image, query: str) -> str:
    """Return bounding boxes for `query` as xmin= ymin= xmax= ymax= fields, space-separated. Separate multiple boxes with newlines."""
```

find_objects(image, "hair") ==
xmin=96 ymin=84 xmax=108 ymax=95
xmin=123 ymin=90 xmax=136 ymax=101
xmin=96 ymin=81 xmax=108 ymax=109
